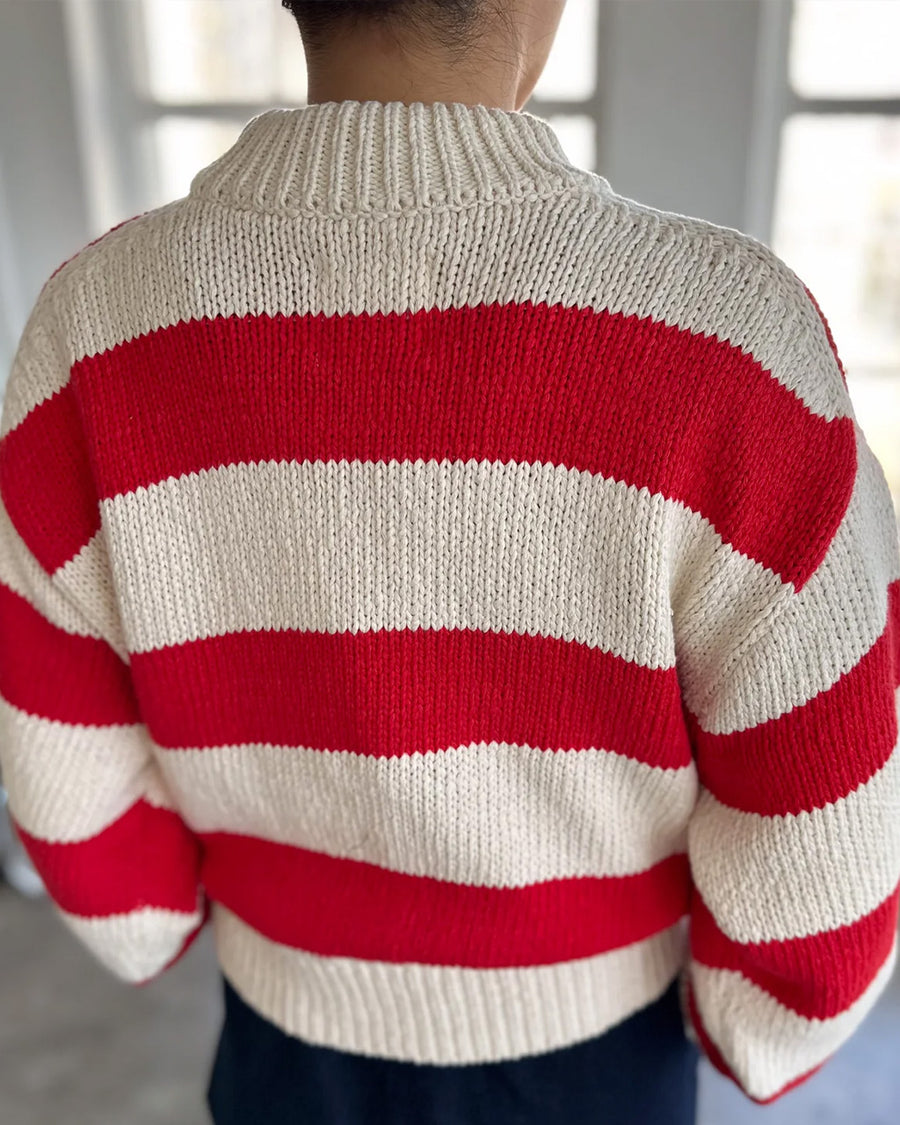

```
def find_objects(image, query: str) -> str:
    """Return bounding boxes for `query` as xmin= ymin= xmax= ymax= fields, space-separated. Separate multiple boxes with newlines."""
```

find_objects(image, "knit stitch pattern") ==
xmin=1 ymin=100 xmax=898 ymax=1105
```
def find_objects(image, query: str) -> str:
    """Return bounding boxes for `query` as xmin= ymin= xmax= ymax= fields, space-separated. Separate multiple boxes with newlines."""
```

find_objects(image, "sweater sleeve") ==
xmin=673 ymin=267 xmax=900 ymax=1103
xmin=0 ymin=276 xmax=207 ymax=984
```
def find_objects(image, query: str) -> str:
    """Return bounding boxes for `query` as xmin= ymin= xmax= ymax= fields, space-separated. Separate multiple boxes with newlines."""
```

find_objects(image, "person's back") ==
xmin=1 ymin=2 xmax=898 ymax=1123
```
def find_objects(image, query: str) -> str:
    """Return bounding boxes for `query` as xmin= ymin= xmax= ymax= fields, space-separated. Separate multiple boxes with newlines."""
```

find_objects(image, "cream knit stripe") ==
xmin=1 ymin=194 xmax=849 ymax=438
xmin=691 ymin=937 xmax=899 ymax=1102
xmin=92 ymin=453 xmax=896 ymax=735
xmin=98 ymin=457 xmax=681 ymax=660
xmin=0 ymin=697 xmax=149 ymax=842
xmin=0 ymin=488 xmax=128 ymax=662
xmin=53 ymin=527 xmax=129 ymax=662
xmin=679 ymin=429 xmax=900 ymax=732
xmin=0 ymin=499 xmax=101 ymax=641
xmin=689 ymin=724 xmax=900 ymax=944
xmin=153 ymin=739 xmax=696 ymax=887
xmin=1 ymin=699 xmax=693 ymax=880
xmin=212 ymin=903 xmax=688 ymax=1065
xmin=0 ymin=698 xmax=175 ymax=842
xmin=58 ymin=903 xmax=205 ymax=984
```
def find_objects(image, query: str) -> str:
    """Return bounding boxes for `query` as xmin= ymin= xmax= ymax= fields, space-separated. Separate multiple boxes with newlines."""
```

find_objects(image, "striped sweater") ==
xmin=1 ymin=99 xmax=899 ymax=1107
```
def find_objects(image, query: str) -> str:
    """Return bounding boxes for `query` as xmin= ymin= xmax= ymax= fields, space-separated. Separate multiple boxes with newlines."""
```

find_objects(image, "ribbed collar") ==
xmin=188 ymin=99 xmax=610 ymax=216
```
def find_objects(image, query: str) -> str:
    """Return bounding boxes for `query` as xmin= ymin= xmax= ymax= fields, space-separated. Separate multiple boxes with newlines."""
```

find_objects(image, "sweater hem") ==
xmin=210 ymin=902 xmax=688 ymax=1065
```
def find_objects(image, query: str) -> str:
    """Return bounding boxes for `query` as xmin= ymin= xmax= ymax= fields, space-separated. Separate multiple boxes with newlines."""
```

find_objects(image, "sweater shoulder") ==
xmin=40 ymin=199 xmax=187 ymax=298
xmin=37 ymin=188 xmax=849 ymax=426
xmin=595 ymin=188 xmax=850 ymax=423
xmin=30 ymin=197 xmax=210 ymax=364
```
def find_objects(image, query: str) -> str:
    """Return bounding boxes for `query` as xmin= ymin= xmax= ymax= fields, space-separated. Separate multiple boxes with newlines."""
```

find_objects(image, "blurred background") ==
xmin=0 ymin=1 xmax=898 ymax=1122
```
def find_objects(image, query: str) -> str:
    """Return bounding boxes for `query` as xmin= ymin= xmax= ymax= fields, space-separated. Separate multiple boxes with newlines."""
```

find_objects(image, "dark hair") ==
xmin=281 ymin=0 xmax=491 ymax=59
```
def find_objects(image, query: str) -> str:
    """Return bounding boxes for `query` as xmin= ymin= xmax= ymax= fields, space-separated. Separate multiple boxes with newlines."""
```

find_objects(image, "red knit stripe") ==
xmin=0 ymin=382 xmax=100 ymax=574
xmin=198 ymin=832 xmax=690 ymax=967
xmin=13 ymin=799 xmax=201 ymax=916
xmin=0 ymin=581 xmax=139 ymax=725
xmin=688 ymin=578 xmax=900 ymax=816
xmin=67 ymin=304 xmax=854 ymax=590
xmin=130 ymin=624 xmax=692 ymax=768
xmin=691 ymin=883 xmax=900 ymax=1020
xmin=685 ymin=976 xmax=829 ymax=1104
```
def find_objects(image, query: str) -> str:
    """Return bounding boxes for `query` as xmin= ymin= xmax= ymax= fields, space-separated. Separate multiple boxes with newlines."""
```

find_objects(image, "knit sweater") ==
xmin=1 ymin=99 xmax=899 ymax=1108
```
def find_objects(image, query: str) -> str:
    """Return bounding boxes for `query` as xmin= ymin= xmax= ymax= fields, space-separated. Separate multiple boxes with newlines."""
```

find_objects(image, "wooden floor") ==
xmin=1 ymin=884 xmax=898 ymax=1124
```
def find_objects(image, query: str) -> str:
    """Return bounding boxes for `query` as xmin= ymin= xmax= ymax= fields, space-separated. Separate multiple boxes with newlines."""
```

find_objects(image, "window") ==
xmin=772 ymin=1 xmax=900 ymax=519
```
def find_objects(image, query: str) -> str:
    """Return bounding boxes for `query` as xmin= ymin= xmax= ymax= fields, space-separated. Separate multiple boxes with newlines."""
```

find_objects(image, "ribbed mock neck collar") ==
xmin=188 ymin=99 xmax=609 ymax=216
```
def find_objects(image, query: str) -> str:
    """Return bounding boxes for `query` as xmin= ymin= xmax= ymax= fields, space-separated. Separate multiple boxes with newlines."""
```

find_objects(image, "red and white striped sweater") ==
xmin=1 ymin=100 xmax=898 ymax=1105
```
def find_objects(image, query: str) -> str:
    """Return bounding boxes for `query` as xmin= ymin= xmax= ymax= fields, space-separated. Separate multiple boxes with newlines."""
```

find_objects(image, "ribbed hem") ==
xmin=188 ymin=100 xmax=609 ymax=216
xmin=211 ymin=903 xmax=688 ymax=1065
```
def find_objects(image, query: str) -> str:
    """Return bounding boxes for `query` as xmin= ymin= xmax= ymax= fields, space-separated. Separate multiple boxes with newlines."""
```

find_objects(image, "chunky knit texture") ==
xmin=1 ymin=100 xmax=899 ymax=1107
